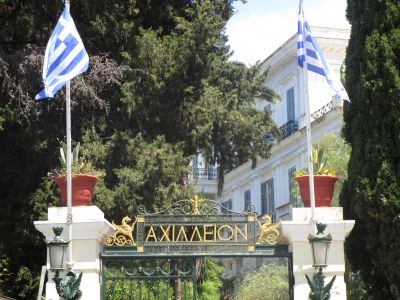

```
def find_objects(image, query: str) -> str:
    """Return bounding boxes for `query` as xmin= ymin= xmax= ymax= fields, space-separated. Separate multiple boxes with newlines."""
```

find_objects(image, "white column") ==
xmin=272 ymin=162 xmax=280 ymax=208
xmin=233 ymin=184 xmax=240 ymax=211
xmin=281 ymin=208 xmax=354 ymax=300
xmin=250 ymin=173 xmax=259 ymax=212
xmin=35 ymin=206 xmax=114 ymax=300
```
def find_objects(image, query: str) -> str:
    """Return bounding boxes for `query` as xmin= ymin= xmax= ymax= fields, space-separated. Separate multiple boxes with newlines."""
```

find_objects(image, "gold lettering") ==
xmin=146 ymin=226 xmax=157 ymax=242
xmin=143 ymin=222 xmax=250 ymax=244
xmin=160 ymin=225 xmax=171 ymax=242
xmin=218 ymin=225 xmax=234 ymax=241
xmin=176 ymin=226 xmax=189 ymax=242
xmin=235 ymin=224 xmax=248 ymax=241
xmin=203 ymin=224 xmax=215 ymax=242
xmin=190 ymin=226 xmax=203 ymax=242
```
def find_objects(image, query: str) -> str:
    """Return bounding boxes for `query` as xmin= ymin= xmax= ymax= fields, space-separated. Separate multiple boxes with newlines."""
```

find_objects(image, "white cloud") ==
xmin=226 ymin=0 xmax=350 ymax=65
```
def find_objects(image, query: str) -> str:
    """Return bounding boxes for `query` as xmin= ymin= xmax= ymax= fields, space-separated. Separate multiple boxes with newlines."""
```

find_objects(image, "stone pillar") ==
xmin=281 ymin=208 xmax=354 ymax=300
xmin=34 ymin=206 xmax=114 ymax=300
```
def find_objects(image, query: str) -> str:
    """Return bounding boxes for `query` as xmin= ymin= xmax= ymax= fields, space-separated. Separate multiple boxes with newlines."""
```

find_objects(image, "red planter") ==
xmin=295 ymin=175 xmax=338 ymax=207
xmin=54 ymin=174 xmax=98 ymax=206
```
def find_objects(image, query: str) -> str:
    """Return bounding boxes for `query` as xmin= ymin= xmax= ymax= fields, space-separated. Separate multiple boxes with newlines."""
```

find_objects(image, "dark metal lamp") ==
xmin=306 ymin=223 xmax=336 ymax=300
xmin=47 ymin=227 xmax=82 ymax=300
xmin=308 ymin=223 xmax=332 ymax=268
xmin=48 ymin=227 xmax=69 ymax=270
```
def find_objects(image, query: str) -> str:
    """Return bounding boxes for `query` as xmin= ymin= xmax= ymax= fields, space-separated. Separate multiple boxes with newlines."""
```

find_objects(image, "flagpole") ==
xmin=35 ymin=0 xmax=89 ymax=265
xmin=299 ymin=0 xmax=316 ymax=221
xmin=66 ymin=79 xmax=73 ymax=268
xmin=65 ymin=0 xmax=73 ymax=269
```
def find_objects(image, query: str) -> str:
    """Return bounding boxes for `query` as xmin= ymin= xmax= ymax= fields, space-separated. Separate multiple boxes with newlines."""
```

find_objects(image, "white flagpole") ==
xmin=299 ymin=0 xmax=316 ymax=221
xmin=65 ymin=0 xmax=73 ymax=268
xmin=66 ymin=79 xmax=73 ymax=268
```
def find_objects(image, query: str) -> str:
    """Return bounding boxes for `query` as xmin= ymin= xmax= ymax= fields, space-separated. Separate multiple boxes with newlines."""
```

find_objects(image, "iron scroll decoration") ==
xmin=105 ymin=195 xmax=286 ymax=247
xmin=136 ymin=195 xmax=254 ymax=215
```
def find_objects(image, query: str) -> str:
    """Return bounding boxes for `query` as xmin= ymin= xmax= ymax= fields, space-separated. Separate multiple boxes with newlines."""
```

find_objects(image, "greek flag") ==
xmin=35 ymin=6 xmax=89 ymax=100
xmin=297 ymin=2 xmax=350 ymax=102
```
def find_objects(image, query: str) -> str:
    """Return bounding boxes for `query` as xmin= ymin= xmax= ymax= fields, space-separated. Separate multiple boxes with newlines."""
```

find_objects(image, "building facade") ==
xmin=187 ymin=27 xmax=350 ymax=222
xmin=218 ymin=27 xmax=349 ymax=221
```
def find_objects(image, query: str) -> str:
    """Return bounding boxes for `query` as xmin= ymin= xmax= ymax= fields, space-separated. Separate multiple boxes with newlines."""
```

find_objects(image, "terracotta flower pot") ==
xmin=295 ymin=175 xmax=338 ymax=207
xmin=54 ymin=174 xmax=98 ymax=206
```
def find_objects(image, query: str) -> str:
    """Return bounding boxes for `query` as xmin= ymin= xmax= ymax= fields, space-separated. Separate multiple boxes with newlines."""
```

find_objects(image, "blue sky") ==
xmin=226 ymin=0 xmax=350 ymax=65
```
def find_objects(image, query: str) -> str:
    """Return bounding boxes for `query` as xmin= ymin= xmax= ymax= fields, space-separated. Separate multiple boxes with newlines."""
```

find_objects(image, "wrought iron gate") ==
xmin=103 ymin=257 xmax=197 ymax=300
xmin=101 ymin=196 xmax=294 ymax=300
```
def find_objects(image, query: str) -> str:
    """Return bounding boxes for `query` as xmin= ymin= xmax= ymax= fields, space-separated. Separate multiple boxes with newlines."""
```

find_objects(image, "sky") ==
xmin=226 ymin=0 xmax=350 ymax=65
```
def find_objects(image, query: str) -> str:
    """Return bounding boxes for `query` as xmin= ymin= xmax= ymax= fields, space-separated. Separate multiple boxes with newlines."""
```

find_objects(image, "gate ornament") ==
xmin=106 ymin=216 xmax=137 ymax=246
xmin=192 ymin=195 xmax=201 ymax=215
xmin=104 ymin=195 xmax=287 ymax=250
xmin=256 ymin=214 xmax=281 ymax=245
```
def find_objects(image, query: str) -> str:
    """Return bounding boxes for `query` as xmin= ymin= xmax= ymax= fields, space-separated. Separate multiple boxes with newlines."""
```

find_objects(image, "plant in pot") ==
xmin=49 ymin=142 xmax=100 ymax=206
xmin=295 ymin=145 xmax=338 ymax=207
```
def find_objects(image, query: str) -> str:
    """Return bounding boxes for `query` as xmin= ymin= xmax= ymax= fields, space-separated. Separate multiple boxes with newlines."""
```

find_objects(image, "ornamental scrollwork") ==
xmin=106 ymin=259 xmax=195 ymax=277
xmin=136 ymin=195 xmax=253 ymax=216
xmin=106 ymin=216 xmax=137 ymax=246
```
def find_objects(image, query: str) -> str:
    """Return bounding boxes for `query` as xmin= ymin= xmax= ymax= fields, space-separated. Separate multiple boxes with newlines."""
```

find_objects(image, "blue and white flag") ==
xmin=297 ymin=2 xmax=350 ymax=102
xmin=36 ymin=6 xmax=89 ymax=100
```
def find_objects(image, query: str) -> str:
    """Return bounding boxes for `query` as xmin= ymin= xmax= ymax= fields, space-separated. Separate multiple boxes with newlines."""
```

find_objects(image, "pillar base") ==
xmin=281 ymin=207 xmax=354 ymax=300
xmin=34 ymin=206 xmax=114 ymax=300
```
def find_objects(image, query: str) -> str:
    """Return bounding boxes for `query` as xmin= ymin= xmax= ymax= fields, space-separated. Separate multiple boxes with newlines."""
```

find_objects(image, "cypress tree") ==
xmin=342 ymin=0 xmax=400 ymax=298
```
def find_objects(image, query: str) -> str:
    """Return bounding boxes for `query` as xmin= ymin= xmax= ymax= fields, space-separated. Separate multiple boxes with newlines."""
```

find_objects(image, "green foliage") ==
xmin=97 ymin=134 xmax=194 ymax=220
xmin=342 ymin=0 xmax=400 ymax=298
xmin=197 ymin=259 xmax=225 ymax=300
xmin=105 ymin=275 xmax=174 ymax=300
xmin=293 ymin=135 xmax=350 ymax=206
xmin=104 ymin=259 xmax=224 ymax=300
xmin=48 ymin=142 xmax=103 ymax=178
xmin=234 ymin=263 xmax=288 ymax=300
xmin=318 ymin=134 xmax=350 ymax=206
xmin=295 ymin=143 xmax=337 ymax=177
xmin=345 ymin=268 xmax=372 ymax=300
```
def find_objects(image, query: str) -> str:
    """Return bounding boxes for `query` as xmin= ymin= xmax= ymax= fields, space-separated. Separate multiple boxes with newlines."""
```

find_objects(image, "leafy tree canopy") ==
xmin=234 ymin=263 xmax=288 ymax=300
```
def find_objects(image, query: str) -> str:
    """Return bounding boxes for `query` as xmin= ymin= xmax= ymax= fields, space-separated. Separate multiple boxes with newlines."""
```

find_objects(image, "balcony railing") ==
xmin=264 ymin=120 xmax=299 ymax=143
xmin=280 ymin=120 xmax=299 ymax=139
xmin=311 ymin=101 xmax=333 ymax=121
xmin=191 ymin=167 xmax=218 ymax=180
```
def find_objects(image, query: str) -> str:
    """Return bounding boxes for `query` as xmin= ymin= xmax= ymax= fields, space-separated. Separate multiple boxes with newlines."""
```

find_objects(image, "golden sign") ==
xmin=104 ymin=196 xmax=284 ymax=248
xmin=144 ymin=224 xmax=248 ymax=243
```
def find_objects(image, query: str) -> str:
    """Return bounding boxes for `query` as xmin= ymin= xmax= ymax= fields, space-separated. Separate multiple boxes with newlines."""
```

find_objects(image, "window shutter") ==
xmin=286 ymin=87 xmax=295 ymax=121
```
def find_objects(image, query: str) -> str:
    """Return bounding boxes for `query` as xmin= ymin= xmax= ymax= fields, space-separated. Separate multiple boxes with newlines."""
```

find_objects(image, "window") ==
xmin=244 ymin=190 xmax=251 ymax=211
xmin=288 ymin=167 xmax=297 ymax=203
xmin=261 ymin=179 xmax=274 ymax=215
xmin=207 ymin=163 xmax=217 ymax=180
xmin=192 ymin=154 xmax=199 ymax=167
xmin=221 ymin=199 xmax=232 ymax=214
xmin=261 ymin=182 xmax=267 ymax=214
xmin=286 ymin=87 xmax=295 ymax=122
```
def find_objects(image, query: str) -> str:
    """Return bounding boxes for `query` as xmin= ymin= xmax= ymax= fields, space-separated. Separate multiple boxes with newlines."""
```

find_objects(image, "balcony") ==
xmin=191 ymin=167 xmax=218 ymax=180
xmin=311 ymin=101 xmax=333 ymax=121
xmin=280 ymin=120 xmax=299 ymax=139
xmin=264 ymin=120 xmax=299 ymax=143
